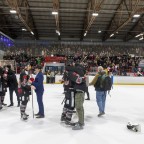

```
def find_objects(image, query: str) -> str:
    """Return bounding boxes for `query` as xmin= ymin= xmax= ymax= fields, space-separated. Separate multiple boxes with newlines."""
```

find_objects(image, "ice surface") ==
xmin=0 ymin=84 xmax=144 ymax=144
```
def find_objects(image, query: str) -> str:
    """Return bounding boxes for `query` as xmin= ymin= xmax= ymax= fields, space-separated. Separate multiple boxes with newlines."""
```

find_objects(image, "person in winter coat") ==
xmin=7 ymin=65 xmax=20 ymax=107
xmin=89 ymin=66 xmax=107 ymax=117
xmin=0 ymin=67 xmax=7 ymax=110
xmin=0 ymin=66 xmax=8 ymax=107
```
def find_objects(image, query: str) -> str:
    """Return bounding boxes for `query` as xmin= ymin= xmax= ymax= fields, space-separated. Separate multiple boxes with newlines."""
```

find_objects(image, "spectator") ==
xmin=89 ymin=66 xmax=107 ymax=117
xmin=7 ymin=65 xmax=20 ymax=107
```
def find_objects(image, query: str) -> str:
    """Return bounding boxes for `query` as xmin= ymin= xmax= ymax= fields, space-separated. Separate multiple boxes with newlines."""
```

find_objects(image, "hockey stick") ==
xmin=61 ymin=97 xmax=66 ymax=105
xmin=31 ymin=90 xmax=34 ymax=118
xmin=81 ymin=54 xmax=88 ymax=63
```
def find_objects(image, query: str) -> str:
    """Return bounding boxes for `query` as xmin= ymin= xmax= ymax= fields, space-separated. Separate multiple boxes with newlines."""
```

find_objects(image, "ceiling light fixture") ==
xmin=139 ymin=36 xmax=143 ymax=40
xmin=110 ymin=33 xmax=114 ymax=37
xmin=56 ymin=30 xmax=60 ymax=36
xmin=52 ymin=11 xmax=58 ymax=15
xmin=133 ymin=14 xmax=140 ymax=18
xmin=22 ymin=28 xmax=27 ymax=31
xmin=31 ymin=31 xmax=34 ymax=35
xmin=84 ymin=31 xmax=87 ymax=36
xmin=135 ymin=33 xmax=143 ymax=38
xmin=10 ymin=10 xmax=17 ymax=14
xmin=92 ymin=13 xmax=99 ymax=16
xmin=98 ymin=30 xmax=101 ymax=33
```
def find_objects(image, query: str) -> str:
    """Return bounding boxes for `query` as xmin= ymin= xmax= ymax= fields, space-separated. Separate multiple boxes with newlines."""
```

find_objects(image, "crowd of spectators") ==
xmin=3 ymin=52 xmax=44 ymax=73
xmin=3 ymin=45 xmax=144 ymax=76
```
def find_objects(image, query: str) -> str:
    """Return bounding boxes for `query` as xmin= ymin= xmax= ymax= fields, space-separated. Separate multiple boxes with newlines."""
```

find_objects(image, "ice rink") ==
xmin=0 ymin=84 xmax=144 ymax=144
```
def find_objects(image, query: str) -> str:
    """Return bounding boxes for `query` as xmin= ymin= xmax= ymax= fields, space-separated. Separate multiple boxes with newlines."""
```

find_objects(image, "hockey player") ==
xmin=65 ymin=62 xmax=86 ymax=130
xmin=19 ymin=65 xmax=33 ymax=120
xmin=0 ymin=66 xmax=8 ymax=107
xmin=60 ymin=68 xmax=75 ymax=125
xmin=0 ymin=67 xmax=7 ymax=110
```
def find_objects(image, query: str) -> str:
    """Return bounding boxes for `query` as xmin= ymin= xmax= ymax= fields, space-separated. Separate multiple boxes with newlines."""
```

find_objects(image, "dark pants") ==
xmin=50 ymin=77 xmax=55 ymax=83
xmin=64 ymin=90 xmax=75 ymax=110
xmin=61 ymin=89 xmax=75 ymax=121
xmin=85 ymin=87 xmax=90 ymax=99
xmin=36 ymin=91 xmax=44 ymax=116
xmin=46 ymin=77 xmax=50 ymax=83
xmin=9 ymin=87 xmax=20 ymax=104
xmin=20 ymin=96 xmax=29 ymax=116
xmin=20 ymin=89 xmax=30 ymax=116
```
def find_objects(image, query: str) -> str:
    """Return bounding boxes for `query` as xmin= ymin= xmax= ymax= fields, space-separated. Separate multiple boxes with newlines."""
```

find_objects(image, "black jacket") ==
xmin=66 ymin=65 xmax=86 ymax=92
xmin=20 ymin=70 xmax=29 ymax=83
xmin=62 ymin=71 xmax=75 ymax=92
xmin=7 ymin=69 xmax=18 ymax=88
xmin=20 ymin=70 xmax=31 ymax=92
xmin=0 ymin=76 xmax=7 ymax=96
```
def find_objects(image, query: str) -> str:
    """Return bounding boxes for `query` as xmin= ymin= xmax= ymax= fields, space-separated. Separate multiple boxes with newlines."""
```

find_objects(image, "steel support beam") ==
xmin=124 ymin=14 xmax=144 ymax=41
xmin=80 ymin=0 xmax=104 ymax=41
xmin=6 ymin=0 xmax=39 ymax=39
xmin=0 ymin=1 xmax=18 ymax=39
xmin=102 ymin=0 xmax=141 ymax=41
xmin=0 ymin=9 xmax=11 ymax=35
xmin=52 ymin=0 xmax=61 ymax=40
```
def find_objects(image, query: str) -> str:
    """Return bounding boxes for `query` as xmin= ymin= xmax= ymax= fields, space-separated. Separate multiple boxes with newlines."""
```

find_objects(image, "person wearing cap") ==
xmin=29 ymin=65 xmax=44 ymax=118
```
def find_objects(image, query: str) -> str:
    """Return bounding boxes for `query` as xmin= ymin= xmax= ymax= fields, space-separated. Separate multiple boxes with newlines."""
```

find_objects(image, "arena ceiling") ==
xmin=0 ymin=0 xmax=144 ymax=41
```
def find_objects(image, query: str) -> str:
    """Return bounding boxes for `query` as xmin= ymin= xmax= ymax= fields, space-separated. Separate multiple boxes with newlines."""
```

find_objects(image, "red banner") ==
xmin=45 ymin=56 xmax=66 ymax=62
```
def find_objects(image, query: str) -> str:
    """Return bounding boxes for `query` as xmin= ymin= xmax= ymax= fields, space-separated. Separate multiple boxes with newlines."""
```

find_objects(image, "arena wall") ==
xmin=16 ymin=75 xmax=144 ymax=85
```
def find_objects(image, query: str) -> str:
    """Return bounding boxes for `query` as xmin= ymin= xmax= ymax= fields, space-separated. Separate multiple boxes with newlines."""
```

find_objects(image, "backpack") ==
xmin=94 ymin=74 xmax=112 ymax=91
xmin=102 ymin=75 xmax=112 ymax=91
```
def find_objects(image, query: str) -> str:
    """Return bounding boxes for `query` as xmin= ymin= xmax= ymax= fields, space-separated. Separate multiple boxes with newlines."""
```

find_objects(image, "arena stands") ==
xmin=3 ymin=45 xmax=144 ymax=76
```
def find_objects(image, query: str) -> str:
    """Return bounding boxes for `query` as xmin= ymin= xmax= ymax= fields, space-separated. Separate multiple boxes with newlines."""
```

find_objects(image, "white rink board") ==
xmin=16 ymin=75 xmax=144 ymax=85
xmin=54 ymin=75 xmax=144 ymax=85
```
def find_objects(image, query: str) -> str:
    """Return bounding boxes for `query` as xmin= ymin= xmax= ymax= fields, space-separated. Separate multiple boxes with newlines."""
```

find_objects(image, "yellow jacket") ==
xmin=89 ymin=70 xmax=106 ymax=86
xmin=89 ymin=74 xmax=99 ymax=86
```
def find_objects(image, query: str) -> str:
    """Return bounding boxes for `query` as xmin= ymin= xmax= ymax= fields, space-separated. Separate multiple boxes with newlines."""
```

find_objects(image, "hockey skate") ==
xmin=2 ymin=103 xmax=7 ymax=106
xmin=61 ymin=115 xmax=66 ymax=122
xmin=21 ymin=113 xmax=29 ymax=121
xmin=65 ymin=120 xmax=75 ymax=126
xmin=127 ymin=122 xmax=141 ymax=132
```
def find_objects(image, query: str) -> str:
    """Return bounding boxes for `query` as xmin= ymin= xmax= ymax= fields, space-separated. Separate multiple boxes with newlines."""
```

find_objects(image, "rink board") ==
xmin=16 ymin=75 xmax=144 ymax=85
